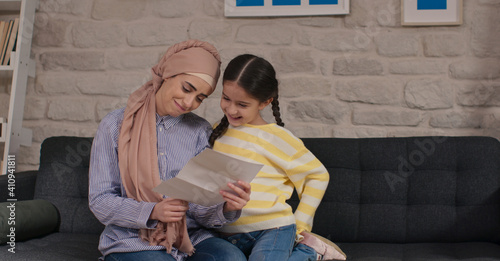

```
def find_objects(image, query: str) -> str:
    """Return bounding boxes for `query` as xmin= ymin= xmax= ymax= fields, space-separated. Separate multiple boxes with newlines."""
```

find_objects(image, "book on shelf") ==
xmin=0 ymin=18 xmax=19 ymax=66
xmin=0 ymin=21 xmax=8 ymax=62
xmin=0 ymin=20 xmax=13 ymax=64
xmin=3 ymin=18 xmax=18 ymax=65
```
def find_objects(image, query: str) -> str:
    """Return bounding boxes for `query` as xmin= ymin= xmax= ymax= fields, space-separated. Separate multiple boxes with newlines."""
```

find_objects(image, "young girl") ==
xmin=209 ymin=54 xmax=334 ymax=261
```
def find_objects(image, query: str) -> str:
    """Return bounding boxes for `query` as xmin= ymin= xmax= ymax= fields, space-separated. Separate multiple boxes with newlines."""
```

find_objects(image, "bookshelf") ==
xmin=0 ymin=0 xmax=37 ymax=175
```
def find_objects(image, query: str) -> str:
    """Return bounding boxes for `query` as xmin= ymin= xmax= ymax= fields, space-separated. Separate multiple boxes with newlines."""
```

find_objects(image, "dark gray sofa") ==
xmin=1 ymin=135 xmax=500 ymax=260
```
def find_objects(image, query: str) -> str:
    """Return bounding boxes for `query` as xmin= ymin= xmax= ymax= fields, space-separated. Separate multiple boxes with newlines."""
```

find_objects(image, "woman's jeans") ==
xmin=104 ymin=237 xmax=246 ymax=261
xmin=221 ymin=224 xmax=297 ymax=261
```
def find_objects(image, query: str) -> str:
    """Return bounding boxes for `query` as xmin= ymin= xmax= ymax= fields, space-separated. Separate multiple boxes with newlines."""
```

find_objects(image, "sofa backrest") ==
xmin=34 ymin=136 xmax=104 ymax=234
xmin=294 ymin=136 xmax=500 ymax=244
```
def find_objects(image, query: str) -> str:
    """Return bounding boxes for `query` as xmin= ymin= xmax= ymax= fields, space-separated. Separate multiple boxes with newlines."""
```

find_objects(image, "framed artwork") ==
xmin=224 ymin=0 xmax=350 ymax=17
xmin=401 ymin=0 xmax=463 ymax=26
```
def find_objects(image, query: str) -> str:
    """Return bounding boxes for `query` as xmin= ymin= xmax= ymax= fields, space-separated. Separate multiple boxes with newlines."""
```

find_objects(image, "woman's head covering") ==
xmin=152 ymin=39 xmax=221 ymax=90
xmin=117 ymin=40 xmax=221 ymax=256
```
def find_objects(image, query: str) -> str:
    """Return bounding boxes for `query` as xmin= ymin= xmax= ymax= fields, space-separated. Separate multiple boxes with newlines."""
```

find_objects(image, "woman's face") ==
xmin=155 ymin=74 xmax=213 ymax=117
xmin=220 ymin=80 xmax=271 ymax=127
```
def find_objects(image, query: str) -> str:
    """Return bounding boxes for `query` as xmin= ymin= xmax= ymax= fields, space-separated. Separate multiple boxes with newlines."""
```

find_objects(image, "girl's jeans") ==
xmin=222 ymin=224 xmax=315 ymax=261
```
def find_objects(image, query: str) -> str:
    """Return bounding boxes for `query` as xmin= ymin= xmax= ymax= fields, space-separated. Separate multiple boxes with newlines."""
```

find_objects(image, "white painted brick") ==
xmin=38 ymin=0 xmax=92 ymax=16
xmin=17 ymin=144 xmax=41 ymax=165
xmin=297 ymin=17 xmax=339 ymax=27
xmin=483 ymin=113 xmax=500 ymax=138
xmin=336 ymin=78 xmax=402 ymax=105
xmin=29 ymin=124 xmax=86 ymax=143
xmin=154 ymin=0 xmax=197 ymax=18
xmin=346 ymin=0 xmax=399 ymax=27
xmin=450 ymin=59 xmax=500 ymax=80
xmin=126 ymin=20 xmax=189 ymax=47
xmin=271 ymin=49 xmax=316 ymax=73
xmin=92 ymin=0 xmax=146 ymax=21
xmin=33 ymin=16 xmax=69 ymax=47
xmin=479 ymin=0 xmax=500 ymax=4
xmin=390 ymin=60 xmax=448 ymax=75
xmin=405 ymin=79 xmax=454 ymax=109
xmin=423 ymin=34 xmax=466 ymax=57
xmin=333 ymin=57 xmax=384 ymax=76
xmin=23 ymin=96 xmax=46 ymax=120
xmin=47 ymin=98 xmax=95 ymax=121
xmin=188 ymin=20 xmax=232 ymax=44
xmin=287 ymin=100 xmax=349 ymax=124
xmin=106 ymin=49 xmax=161 ymax=70
xmin=307 ymin=30 xmax=371 ymax=52
xmin=235 ymin=25 xmax=294 ymax=45
xmin=353 ymin=107 xmax=422 ymax=126
xmin=376 ymin=34 xmax=419 ymax=57
xmin=202 ymin=0 xmax=224 ymax=17
xmin=288 ymin=124 xmax=326 ymax=138
xmin=40 ymin=51 xmax=106 ymax=71
xmin=279 ymin=76 xmax=332 ymax=98
xmin=72 ymin=21 xmax=125 ymax=48
xmin=36 ymin=72 xmax=78 ymax=94
xmin=429 ymin=112 xmax=483 ymax=128
xmin=471 ymin=7 xmax=500 ymax=57
xmin=76 ymin=72 xmax=147 ymax=97
xmin=457 ymin=82 xmax=500 ymax=106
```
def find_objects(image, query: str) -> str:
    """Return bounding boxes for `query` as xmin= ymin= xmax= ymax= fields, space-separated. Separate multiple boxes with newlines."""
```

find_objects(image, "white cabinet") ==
xmin=0 ymin=0 xmax=37 ymax=174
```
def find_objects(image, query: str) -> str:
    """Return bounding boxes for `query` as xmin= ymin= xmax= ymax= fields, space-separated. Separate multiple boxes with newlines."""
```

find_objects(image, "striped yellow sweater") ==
xmin=213 ymin=123 xmax=329 ymax=235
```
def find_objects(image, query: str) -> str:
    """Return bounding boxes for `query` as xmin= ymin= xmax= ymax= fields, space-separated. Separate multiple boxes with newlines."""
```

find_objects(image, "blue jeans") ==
xmin=222 ymin=224 xmax=296 ymax=261
xmin=289 ymin=242 xmax=317 ymax=261
xmin=104 ymin=237 xmax=246 ymax=261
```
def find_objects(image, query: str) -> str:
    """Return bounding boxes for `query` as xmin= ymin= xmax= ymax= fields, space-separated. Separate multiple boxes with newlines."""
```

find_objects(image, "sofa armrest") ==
xmin=0 ymin=170 xmax=37 ymax=202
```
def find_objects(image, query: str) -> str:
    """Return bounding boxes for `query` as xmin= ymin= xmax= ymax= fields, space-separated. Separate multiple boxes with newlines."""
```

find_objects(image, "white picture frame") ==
xmin=402 ymin=0 xmax=463 ymax=26
xmin=225 ymin=0 xmax=349 ymax=17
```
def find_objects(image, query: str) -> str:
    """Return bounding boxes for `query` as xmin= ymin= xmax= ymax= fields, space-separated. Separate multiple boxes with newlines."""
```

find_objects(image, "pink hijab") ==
xmin=117 ymin=40 xmax=221 ymax=255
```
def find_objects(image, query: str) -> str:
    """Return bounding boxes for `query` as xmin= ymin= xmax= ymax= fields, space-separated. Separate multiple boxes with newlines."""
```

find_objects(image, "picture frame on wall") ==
xmin=224 ymin=0 xmax=350 ymax=17
xmin=401 ymin=0 xmax=463 ymax=26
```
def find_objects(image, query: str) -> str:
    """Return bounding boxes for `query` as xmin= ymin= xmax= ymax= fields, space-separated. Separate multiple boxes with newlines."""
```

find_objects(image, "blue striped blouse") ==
xmin=89 ymin=108 xmax=239 ymax=261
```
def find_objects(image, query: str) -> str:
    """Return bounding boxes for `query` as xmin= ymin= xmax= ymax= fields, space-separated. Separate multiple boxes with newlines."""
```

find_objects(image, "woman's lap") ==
xmin=104 ymin=237 xmax=245 ymax=261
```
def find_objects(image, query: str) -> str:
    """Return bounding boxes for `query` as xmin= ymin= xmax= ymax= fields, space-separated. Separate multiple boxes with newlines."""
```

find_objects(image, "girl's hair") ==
xmin=209 ymin=54 xmax=283 ymax=147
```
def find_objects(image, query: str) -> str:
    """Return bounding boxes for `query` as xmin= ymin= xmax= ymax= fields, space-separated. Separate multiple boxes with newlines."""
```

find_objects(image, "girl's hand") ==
xmin=150 ymin=198 xmax=189 ymax=223
xmin=221 ymin=180 xmax=251 ymax=213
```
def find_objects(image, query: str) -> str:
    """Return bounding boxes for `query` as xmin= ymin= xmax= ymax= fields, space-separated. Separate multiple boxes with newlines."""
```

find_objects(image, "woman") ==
xmin=89 ymin=40 xmax=249 ymax=261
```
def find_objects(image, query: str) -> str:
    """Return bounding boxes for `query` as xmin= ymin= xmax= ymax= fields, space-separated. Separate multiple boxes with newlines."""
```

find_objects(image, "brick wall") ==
xmin=2 ymin=0 xmax=499 ymax=171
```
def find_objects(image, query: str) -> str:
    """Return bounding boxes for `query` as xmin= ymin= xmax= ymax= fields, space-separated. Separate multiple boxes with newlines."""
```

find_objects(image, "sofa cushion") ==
xmin=1 ymin=233 xmax=101 ymax=260
xmin=0 ymin=199 xmax=59 ymax=244
xmin=34 ymin=136 xmax=104 ymax=234
xmin=296 ymin=136 xmax=500 ymax=244
xmin=336 ymin=242 xmax=500 ymax=260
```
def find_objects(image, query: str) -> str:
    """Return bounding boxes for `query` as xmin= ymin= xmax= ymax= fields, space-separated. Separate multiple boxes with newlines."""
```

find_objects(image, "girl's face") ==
xmin=221 ymin=81 xmax=271 ymax=127
xmin=155 ymin=74 xmax=213 ymax=117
